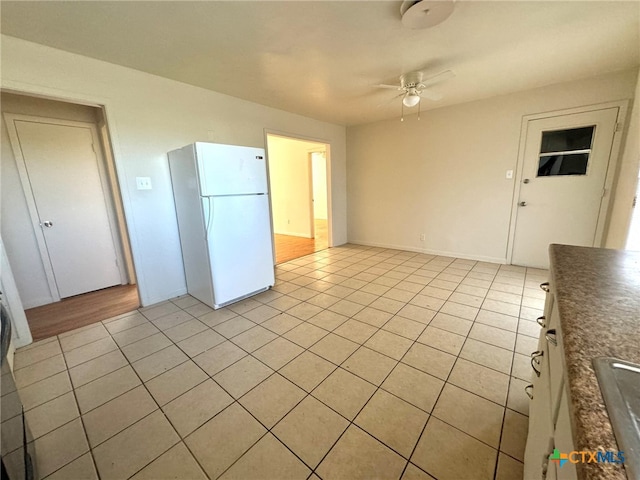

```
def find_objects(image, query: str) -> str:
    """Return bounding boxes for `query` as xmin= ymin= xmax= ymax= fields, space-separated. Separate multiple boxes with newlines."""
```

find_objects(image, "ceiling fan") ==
xmin=376 ymin=69 xmax=455 ymax=108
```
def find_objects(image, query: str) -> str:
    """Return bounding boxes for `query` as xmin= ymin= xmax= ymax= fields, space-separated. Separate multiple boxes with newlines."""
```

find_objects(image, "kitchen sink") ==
xmin=593 ymin=357 xmax=640 ymax=480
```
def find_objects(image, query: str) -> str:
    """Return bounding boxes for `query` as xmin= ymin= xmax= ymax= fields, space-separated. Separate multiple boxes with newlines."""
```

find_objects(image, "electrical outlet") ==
xmin=136 ymin=177 xmax=152 ymax=190
xmin=420 ymin=233 xmax=426 ymax=241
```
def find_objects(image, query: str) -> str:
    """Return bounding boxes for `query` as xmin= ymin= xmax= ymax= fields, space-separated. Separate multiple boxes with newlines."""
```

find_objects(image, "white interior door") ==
xmin=11 ymin=119 xmax=122 ymax=298
xmin=511 ymin=108 xmax=619 ymax=268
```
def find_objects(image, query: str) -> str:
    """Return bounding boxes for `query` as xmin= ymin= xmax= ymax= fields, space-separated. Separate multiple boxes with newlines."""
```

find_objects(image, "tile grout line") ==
xmin=45 ymin=335 xmax=102 ymax=480
xmin=395 ymin=262 xmax=534 ymax=477
xmin=258 ymin=251 xmax=524 ymax=476
xmin=489 ymin=269 xmax=522 ymax=480
xmin=321 ymin=255 xmax=497 ymax=478
xmin=13 ymin=244 xmax=539 ymax=480
xmin=11 ymin=246 xmax=360 ymax=475
xmin=209 ymin=250 xmax=526 ymax=478
xmin=45 ymin=300 xmax=247 ymax=478
xmin=396 ymin=258 xmax=499 ymax=480
xmin=492 ymin=265 xmax=546 ymax=479
xmin=90 ymin=312 xmax=215 ymax=480
xmin=213 ymin=250 xmax=464 ymax=479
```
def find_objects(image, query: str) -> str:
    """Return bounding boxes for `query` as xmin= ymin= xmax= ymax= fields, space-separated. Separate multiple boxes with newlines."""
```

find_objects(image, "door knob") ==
xmin=519 ymin=201 xmax=527 ymax=207
xmin=523 ymin=178 xmax=530 ymax=184
xmin=42 ymin=221 xmax=53 ymax=228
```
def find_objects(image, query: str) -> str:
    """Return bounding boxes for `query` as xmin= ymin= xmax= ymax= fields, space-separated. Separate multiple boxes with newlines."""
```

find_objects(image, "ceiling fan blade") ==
xmin=420 ymin=70 xmax=455 ymax=88
xmin=419 ymin=89 xmax=444 ymax=101
xmin=376 ymin=92 xmax=405 ymax=108
xmin=374 ymin=84 xmax=403 ymax=90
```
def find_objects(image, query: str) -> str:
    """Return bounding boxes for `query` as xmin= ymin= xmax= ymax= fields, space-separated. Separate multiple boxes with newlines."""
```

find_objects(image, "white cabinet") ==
xmin=524 ymin=369 xmax=554 ymax=479
xmin=524 ymin=284 xmax=555 ymax=480
xmin=554 ymin=389 xmax=578 ymax=480
xmin=524 ymin=282 xmax=577 ymax=480
xmin=546 ymin=302 xmax=565 ymax=425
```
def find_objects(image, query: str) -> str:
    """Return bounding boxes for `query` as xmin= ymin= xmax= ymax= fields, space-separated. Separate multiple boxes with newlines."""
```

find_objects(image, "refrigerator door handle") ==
xmin=204 ymin=197 xmax=214 ymax=240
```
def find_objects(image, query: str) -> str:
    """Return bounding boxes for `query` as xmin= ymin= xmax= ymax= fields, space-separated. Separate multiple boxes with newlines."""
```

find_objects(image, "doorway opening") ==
xmin=266 ymin=133 xmax=331 ymax=264
xmin=625 ymin=172 xmax=640 ymax=251
xmin=1 ymin=91 xmax=139 ymax=339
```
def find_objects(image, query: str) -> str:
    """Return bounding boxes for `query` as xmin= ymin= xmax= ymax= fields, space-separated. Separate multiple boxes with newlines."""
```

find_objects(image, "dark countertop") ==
xmin=549 ymin=244 xmax=640 ymax=480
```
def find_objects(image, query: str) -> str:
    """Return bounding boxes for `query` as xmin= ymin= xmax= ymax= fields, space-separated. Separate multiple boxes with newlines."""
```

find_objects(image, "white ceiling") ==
xmin=1 ymin=1 xmax=638 ymax=126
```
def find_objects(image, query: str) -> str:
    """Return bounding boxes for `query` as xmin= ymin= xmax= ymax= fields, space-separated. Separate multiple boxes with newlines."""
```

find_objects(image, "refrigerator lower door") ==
xmin=206 ymin=194 xmax=275 ymax=308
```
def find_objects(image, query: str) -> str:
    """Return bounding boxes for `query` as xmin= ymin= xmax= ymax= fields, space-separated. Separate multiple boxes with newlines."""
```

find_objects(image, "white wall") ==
xmin=1 ymin=35 xmax=347 ymax=306
xmin=312 ymin=152 xmax=328 ymax=220
xmin=0 ymin=235 xmax=32 ymax=351
xmin=268 ymin=136 xmax=313 ymax=237
xmin=607 ymin=72 xmax=640 ymax=249
xmin=347 ymin=68 xmax=639 ymax=263
xmin=625 ymin=176 xmax=640 ymax=250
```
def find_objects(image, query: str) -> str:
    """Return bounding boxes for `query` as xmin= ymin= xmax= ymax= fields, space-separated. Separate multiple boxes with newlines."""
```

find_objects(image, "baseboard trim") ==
xmin=22 ymin=296 xmax=56 ymax=310
xmin=274 ymin=230 xmax=313 ymax=239
xmin=347 ymin=239 xmax=508 ymax=265
xmin=143 ymin=287 xmax=188 ymax=308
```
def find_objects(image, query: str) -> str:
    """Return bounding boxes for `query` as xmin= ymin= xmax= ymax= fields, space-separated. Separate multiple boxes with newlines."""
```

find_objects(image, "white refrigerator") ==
xmin=168 ymin=142 xmax=275 ymax=309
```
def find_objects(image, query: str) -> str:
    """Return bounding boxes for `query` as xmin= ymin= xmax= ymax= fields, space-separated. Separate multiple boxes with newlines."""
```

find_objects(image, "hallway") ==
xmin=274 ymin=219 xmax=328 ymax=264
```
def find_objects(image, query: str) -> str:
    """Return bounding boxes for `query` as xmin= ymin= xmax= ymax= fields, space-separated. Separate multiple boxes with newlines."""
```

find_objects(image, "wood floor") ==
xmin=24 ymin=222 xmax=327 ymax=339
xmin=274 ymin=219 xmax=328 ymax=264
xmin=25 ymin=284 xmax=140 ymax=341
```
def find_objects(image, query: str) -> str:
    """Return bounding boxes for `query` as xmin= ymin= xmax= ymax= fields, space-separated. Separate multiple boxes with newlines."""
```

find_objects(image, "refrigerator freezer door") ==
xmin=207 ymin=194 xmax=275 ymax=307
xmin=196 ymin=143 xmax=267 ymax=196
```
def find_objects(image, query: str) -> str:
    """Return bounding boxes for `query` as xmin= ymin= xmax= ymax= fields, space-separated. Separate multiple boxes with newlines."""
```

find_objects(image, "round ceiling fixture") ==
xmin=402 ymin=89 xmax=421 ymax=107
xmin=400 ymin=0 xmax=455 ymax=29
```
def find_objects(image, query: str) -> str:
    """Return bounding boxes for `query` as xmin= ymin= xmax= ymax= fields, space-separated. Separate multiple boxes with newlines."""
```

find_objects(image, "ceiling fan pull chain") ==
xmin=401 ymin=101 xmax=404 ymax=122
xmin=418 ymin=99 xmax=421 ymax=120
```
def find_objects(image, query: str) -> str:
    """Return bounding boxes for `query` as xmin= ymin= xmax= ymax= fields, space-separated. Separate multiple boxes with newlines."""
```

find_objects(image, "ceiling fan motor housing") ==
xmin=400 ymin=72 xmax=425 ymax=90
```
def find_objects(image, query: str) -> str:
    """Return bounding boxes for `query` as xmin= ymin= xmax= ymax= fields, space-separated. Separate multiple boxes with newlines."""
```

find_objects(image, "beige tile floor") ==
xmin=2 ymin=244 xmax=547 ymax=480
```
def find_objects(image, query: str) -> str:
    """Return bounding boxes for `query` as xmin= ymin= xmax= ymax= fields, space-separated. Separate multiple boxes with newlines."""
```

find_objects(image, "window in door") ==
xmin=537 ymin=125 xmax=595 ymax=177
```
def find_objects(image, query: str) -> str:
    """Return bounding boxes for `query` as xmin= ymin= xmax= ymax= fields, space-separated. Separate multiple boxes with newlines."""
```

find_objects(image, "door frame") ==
xmin=307 ymin=154 xmax=315 ymax=239
xmin=263 ymin=129 xmax=333 ymax=258
xmin=3 ymin=113 xmax=129 ymax=301
xmin=307 ymin=148 xmax=329 ymax=240
xmin=506 ymin=101 xmax=629 ymax=265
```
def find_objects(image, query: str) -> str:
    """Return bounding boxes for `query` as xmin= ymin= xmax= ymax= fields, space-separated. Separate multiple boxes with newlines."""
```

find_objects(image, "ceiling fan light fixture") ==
xmin=402 ymin=92 xmax=421 ymax=107
xmin=400 ymin=0 xmax=455 ymax=29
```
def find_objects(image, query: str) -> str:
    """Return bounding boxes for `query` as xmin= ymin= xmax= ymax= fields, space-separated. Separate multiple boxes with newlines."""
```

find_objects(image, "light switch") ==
xmin=136 ymin=177 xmax=152 ymax=190
xmin=506 ymin=170 xmax=514 ymax=179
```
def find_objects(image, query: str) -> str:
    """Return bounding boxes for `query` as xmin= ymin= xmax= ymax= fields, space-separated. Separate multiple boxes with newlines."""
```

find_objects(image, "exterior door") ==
xmin=511 ymin=107 xmax=619 ymax=268
xmin=8 ymin=117 xmax=123 ymax=298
